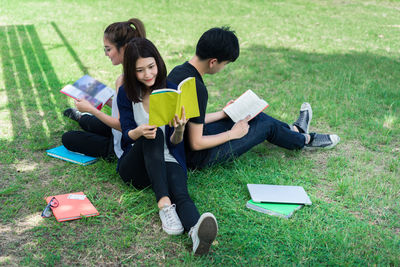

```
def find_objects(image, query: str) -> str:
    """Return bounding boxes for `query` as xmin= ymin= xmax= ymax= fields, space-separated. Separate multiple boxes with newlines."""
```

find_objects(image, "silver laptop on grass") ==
xmin=247 ymin=184 xmax=312 ymax=205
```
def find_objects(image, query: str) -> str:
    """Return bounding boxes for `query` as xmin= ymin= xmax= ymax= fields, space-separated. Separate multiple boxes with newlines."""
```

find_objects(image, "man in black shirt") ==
xmin=168 ymin=27 xmax=340 ymax=169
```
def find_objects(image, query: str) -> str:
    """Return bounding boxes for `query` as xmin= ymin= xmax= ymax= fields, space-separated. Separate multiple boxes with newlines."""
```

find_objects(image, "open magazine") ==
xmin=60 ymin=75 xmax=114 ymax=110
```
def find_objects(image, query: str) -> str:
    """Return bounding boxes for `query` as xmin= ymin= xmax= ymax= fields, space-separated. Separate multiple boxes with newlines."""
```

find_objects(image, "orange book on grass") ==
xmin=45 ymin=192 xmax=99 ymax=222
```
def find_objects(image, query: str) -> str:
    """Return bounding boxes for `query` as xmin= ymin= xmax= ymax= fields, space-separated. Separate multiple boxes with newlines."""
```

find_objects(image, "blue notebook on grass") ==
xmin=46 ymin=145 xmax=97 ymax=166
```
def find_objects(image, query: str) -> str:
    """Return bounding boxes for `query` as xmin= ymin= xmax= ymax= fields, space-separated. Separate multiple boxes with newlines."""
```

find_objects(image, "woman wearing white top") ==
xmin=61 ymin=18 xmax=145 ymax=160
xmin=117 ymin=38 xmax=218 ymax=255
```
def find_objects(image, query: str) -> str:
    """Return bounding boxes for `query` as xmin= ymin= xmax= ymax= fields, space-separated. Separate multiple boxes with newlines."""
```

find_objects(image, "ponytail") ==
xmin=104 ymin=18 xmax=146 ymax=51
xmin=127 ymin=18 xmax=146 ymax=39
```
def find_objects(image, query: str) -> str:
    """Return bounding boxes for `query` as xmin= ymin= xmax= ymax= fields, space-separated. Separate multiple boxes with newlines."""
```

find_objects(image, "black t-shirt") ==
xmin=168 ymin=62 xmax=208 ymax=124
xmin=168 ymin=61 xmax=210 ymax=168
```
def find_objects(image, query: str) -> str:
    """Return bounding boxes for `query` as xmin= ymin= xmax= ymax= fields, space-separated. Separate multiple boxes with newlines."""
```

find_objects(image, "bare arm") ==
xmin=75 ymin=99 xmax=121 ymax=131
xmin=204 ymin=100 xmax=234 ymax=124
xmin=187 ymin=117 xmax=250 ymax=151
xmin=128 ymin=125 xmax=157 ymax=140
xmin=170 ymin=127 xmax=185 ymax=145
xmin=205 ymin=110 xmax=228 ymax=124
xmin=170 ymin=106 xmax=187 ymax=145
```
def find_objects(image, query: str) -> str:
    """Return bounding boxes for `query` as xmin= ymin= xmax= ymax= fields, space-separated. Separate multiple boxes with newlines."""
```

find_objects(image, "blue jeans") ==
xmin=189 ymin=112 xmax=306 ymax=169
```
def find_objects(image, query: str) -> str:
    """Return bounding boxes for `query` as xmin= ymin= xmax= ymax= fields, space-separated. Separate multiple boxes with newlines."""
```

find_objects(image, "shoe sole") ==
xmin=293 ymin=102 xmax=312 ymax=133
xmin=162 ymin=226 xmax=184 ymax=235
xmin=194 ymin=213 xmax=218 ymax=256
xmin=301 ymin=102 xmax=312 ymax=134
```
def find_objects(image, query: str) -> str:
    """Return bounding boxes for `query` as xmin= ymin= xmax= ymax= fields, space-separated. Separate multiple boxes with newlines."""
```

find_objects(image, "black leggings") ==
xmin=118 ymin=128 xmax=200 ymax=231
xmin=62 ymin=114 xmax=114 ymax=159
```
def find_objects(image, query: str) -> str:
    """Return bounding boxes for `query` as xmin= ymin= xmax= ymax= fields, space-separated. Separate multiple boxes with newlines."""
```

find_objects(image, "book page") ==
xmin=61 ymin=84 xmax=84 ymax=99
xmin=223 ymin=90 xmax=269 ymax=122
xmin=73 ymin=75 xmax=114 ymax=105
xmin=178 ymin=77 xmax=199 ymax=119
xmin=60 ymin=84 xmax=102 ymax=108
xmin=94 ymin=86 xmax=114 ymax=105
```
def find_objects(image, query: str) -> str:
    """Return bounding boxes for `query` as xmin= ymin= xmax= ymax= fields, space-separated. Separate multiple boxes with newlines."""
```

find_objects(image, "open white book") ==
xmin=223 ymin=89 xmax=269 ymax=122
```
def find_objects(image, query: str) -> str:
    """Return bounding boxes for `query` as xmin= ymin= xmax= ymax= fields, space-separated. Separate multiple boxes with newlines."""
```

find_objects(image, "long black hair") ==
xmin=123 ymin=38 xmax=167 ymax=103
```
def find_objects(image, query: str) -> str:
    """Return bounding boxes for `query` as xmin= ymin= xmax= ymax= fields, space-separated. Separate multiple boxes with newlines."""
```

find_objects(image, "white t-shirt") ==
xmin=132 ymin=101 xmax=177 ymax=163
xmin=111 ymin=90 xmax=123 ymax=158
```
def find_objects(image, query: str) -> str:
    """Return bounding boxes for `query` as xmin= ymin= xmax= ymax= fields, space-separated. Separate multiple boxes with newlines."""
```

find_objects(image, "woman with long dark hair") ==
xmin=117 ymin=37 xmax=218 ymax=255
xmin=62 ymin=18 xmax=145 ymax=160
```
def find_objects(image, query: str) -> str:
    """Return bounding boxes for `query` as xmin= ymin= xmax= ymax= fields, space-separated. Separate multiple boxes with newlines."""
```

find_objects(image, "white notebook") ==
xmin=247 ymin=184 xmax=312 ymax=205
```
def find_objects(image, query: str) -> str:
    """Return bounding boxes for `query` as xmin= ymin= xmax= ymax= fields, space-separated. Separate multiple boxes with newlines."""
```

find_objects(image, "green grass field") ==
xmin=0 ymin=0 xmax=399 ymax=265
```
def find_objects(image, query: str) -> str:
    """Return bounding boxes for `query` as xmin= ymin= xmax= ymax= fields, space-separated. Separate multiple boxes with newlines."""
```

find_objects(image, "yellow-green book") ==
xmin=149 ymin=77 xmax=199 ymax=127
xmin=246 ymin=200 xmax=303 ymax=219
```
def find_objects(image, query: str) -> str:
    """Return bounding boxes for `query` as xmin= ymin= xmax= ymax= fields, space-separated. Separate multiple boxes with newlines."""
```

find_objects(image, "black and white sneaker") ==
xmin=305 ymin=133 xmax=340 ymax=150
xmin=293 ymin=102 xmax=312 ymax=134
xmin=189 ymin=212 xmax=218 ymax=256
xmin=63 ymin=108 xmax=82 ymax=122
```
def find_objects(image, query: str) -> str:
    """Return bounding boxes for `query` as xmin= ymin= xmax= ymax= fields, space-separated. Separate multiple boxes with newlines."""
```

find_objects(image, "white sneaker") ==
xmin=159 ymin=204 xmax=184 ymax=235
xmin=189 ymin=212 xmax=218 ymax=256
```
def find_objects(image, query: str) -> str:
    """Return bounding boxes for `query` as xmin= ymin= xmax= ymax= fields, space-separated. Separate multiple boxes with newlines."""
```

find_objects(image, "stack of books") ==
xmin=246 ymin=200 xmax=303 ymax=219
xmin=246 ymin=184 xmax=312 ymax=219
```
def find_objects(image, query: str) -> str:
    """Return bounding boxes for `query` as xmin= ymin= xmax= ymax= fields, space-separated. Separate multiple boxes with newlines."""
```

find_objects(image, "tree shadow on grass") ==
xmin=0 ymin=24 xmax=156 ymax=266
xmin=0 ymin=24 xmax=68 ymax=154
xmin=0 ymin=22 xmax=94 ymax=218
xmin=0 ymin=22 xmax=93 ymax=159
xmin=51 ymin=22 xmax=90 ymax=76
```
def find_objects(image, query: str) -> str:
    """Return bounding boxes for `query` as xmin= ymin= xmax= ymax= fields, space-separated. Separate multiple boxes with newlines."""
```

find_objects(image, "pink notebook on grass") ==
xmin=45 ymin=192 xmax=99 ymax=222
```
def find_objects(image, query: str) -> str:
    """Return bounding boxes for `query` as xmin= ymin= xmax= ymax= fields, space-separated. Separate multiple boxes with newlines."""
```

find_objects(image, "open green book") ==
xmin=149 ymin=77 xmax=199 ymax=127
xmin=246 ymin=200 xmax=303 ymax=219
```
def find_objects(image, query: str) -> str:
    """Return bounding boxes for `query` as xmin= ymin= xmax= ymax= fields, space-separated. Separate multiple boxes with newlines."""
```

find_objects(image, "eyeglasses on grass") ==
xmin=41 ymin=197 xmax=59 ymax=218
